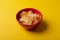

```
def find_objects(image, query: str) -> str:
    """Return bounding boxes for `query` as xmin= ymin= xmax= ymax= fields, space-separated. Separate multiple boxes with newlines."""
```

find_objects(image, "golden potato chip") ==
xmin=19 ymin=11 xmax=40 ymax=25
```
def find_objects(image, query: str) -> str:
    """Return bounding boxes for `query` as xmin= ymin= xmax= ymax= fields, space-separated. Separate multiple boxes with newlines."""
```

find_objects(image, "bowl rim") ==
xmin=16 ymin=8 xmax=43 ymax=26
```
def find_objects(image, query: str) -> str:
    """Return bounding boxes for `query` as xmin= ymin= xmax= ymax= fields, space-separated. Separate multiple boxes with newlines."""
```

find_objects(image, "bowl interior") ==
xmin=16 ymin=8 xmax=42 ymax=21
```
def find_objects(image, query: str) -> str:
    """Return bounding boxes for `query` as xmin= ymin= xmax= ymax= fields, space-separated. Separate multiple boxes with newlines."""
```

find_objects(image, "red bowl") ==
xmin=16 ymin=8 xmax=43 ymax=30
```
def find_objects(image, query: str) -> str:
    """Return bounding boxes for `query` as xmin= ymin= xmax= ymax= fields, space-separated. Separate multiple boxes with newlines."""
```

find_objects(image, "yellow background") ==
xmin=0 ymin=0 xmax=60 ymax=40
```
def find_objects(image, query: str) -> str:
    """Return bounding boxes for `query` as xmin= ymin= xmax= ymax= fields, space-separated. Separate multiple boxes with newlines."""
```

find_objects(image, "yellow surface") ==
xmin=0 ymin=0 xmax=60 ymax=40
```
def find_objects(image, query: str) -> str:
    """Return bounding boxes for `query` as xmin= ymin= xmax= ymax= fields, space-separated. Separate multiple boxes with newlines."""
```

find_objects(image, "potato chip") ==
xmin=19 ymin=11 xmax=40 ymax=25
